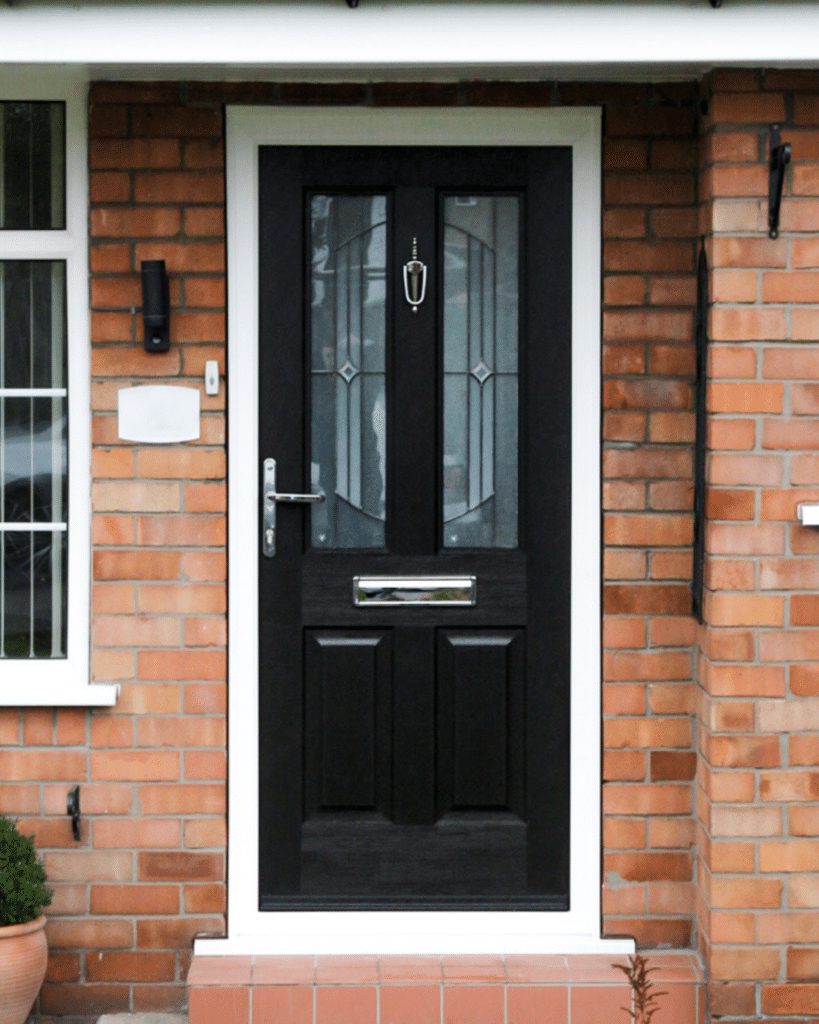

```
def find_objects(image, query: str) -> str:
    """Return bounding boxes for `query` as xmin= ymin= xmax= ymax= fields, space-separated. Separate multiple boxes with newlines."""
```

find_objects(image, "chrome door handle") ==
xmin=263 ymin=458 xmax=324 ymax=557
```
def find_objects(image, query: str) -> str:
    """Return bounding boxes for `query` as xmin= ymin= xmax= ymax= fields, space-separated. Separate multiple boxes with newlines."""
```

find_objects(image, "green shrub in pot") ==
xmin=0 ymin=814 xmax=52 ymax=1024
xmin=0 ymin=815 xmax=52 ymax=925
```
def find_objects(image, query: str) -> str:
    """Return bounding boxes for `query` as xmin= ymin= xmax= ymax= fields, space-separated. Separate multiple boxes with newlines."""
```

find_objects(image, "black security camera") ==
xmin=141 ymin=259 xmax=170 ymax=352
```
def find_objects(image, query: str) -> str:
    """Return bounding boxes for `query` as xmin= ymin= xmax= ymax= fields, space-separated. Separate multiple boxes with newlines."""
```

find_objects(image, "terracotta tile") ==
xmin=380 ymin=984 xmax=440 ymax=1024
xmin=646 ymin=963 xmax=700 ymax=983
xmin=508 ymin=984 xmax=569 ymax=1023
xmin=444 ymin=984 xmax=504 ymax=1024
xmin=189 ymin=985 xmax=249 ymax=1024
xmin=379 ymin=956 xmax=444 ymax=982
xmin=568 ymin=956 xmax=632 ymax=983
xmin=442 ymin=955 xmax=507 ymax=982
xmin=251 ymin=985 xmax=313 ymax=1024
xmin=570 ymin=985 xmax=630 ymax=1024
xmin=315 ymin=985 xmax=376 ymax=1024
xmin=315 ymin=955 xmax=379 ymax=984
xmin=253 ymin=956 xmax=316 ymax=984
xmin=651 ymin=982 xmax=696 ymax=1024
xmin=505 ymin=956 xmax=570 ymax=983
xmin=187 ymin=956 xmax=253 ymax=985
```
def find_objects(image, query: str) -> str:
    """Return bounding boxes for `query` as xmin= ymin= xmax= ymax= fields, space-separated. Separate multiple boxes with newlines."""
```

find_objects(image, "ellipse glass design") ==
xmin=0 ymin=102 xmax=65 ymax=230
xmin=0 ymin=260 xmax=68 ymax=658
xmin=310 ymin=196 xmax=387 ymax=549
xmin=443 ymin=196 xmax=519 ymax=548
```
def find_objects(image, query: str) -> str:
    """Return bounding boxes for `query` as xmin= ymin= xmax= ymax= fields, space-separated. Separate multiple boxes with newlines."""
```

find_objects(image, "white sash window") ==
xmin=0 ymin=77 xmax=115 ymax=705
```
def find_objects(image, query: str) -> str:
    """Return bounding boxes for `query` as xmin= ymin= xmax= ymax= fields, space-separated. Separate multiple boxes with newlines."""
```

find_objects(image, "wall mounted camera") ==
xmin=141 ymin=259 xmax=170 ymax=352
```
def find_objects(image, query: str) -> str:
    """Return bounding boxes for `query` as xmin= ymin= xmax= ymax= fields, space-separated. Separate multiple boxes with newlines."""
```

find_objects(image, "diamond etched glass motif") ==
xmin=338 ymin=360 xmax=359 ymax=384
xmin=443 ymin=195 xmax=519 ymax=548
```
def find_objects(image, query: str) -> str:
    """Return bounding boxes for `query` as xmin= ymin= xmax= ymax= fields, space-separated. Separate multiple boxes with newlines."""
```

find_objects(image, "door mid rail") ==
xmin=263 ymin=457 xmax=324 ymax=557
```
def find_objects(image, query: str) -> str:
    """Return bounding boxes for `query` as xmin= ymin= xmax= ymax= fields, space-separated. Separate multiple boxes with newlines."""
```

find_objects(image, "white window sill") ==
xmin=0 ymin=663 xmax=118 ymax=706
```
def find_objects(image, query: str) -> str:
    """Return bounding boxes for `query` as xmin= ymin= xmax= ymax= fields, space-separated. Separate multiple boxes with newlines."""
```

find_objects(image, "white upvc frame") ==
xmin=0 ymin=75 xmax=116 ymax=707
xmin=206 ymin=106 xmax=631 ymax=956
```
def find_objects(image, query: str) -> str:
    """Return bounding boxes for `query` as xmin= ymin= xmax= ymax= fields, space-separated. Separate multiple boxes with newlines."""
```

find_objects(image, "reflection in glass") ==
xmin=2 ymin=531 xmax=66 ymax=658
xmin=443 ymin=196 xmax=519 ymax=548
xmin=0 ymin=261 xmax=67 ymax=658
xmin=0 ymin=102 xmax=65 ymax=230
xmin=310 ymin=196 xmax=387 ymax=548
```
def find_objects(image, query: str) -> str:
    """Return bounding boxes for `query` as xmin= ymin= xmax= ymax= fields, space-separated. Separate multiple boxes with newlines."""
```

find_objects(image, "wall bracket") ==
xmin=768 ymin=123 xmax=791 ymax=239
xmin=67 ymin=786 xmax=80 ymax=842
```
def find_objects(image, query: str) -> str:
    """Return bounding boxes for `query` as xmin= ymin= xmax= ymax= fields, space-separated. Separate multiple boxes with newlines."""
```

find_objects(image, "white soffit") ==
xmin=0 ymin=3 xmax=818 ymax=79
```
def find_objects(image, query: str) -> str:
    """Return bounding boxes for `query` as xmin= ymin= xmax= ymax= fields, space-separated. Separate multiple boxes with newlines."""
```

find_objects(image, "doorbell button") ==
xmin=205 ymin=360 xmax=219 ymax=395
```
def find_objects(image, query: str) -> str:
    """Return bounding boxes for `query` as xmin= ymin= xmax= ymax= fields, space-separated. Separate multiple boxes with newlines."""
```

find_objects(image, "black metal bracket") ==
xmin=67 ymin=785 xmax=81 ymax=842
xmin=768 ymin=123 xmax=791 ymax=239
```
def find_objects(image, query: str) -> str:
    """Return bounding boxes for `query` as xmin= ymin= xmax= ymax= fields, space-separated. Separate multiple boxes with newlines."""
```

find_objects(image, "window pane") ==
xmin=2 ymin=530 xmax=66 ymax=658
xmin=309 ymin=195 xmax=387 ymax=549
xmin=0 ymin=102 xmax=65 ymax=230
xmin=443 ymin=196 xmax=519 ymax=548
xmin=2 ymin=261 xmax=66 ymax=389
xmin=0 ymin=260 xmax=68 ymax=659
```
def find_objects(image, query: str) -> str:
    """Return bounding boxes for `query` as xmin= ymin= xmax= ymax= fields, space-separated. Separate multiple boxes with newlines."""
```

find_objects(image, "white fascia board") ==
xmin=0 ymin=3 xmax=818 ymax=76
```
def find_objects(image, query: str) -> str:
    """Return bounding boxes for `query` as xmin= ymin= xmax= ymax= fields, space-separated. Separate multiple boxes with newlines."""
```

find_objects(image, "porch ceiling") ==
xmin=0 ymin=2 xmax=819 ymax=82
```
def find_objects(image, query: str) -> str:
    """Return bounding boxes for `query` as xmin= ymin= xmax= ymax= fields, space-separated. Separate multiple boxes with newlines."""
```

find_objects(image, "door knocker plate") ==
xmin=403 ymin=237 xmax=427 ymax=313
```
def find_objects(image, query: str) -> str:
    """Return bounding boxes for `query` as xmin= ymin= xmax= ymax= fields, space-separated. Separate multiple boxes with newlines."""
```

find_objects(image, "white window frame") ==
xmin=203 ymin=105 xmax=633 ymax=956
xmin=0 ymin=74 xmax=116 ymax=706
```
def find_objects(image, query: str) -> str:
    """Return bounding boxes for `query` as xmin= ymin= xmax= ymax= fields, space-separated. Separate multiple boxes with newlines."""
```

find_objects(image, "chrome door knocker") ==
xmin=403 ymin=237 xmax=427 ymax=313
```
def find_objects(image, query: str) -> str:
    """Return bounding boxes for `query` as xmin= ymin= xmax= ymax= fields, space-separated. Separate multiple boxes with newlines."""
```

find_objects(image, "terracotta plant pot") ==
xmin=0 ymin=915 xmax=48 ymax=1024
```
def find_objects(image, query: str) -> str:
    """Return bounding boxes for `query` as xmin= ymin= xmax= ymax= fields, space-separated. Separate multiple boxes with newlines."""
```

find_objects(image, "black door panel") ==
xmin=258 ymin=146 xmax=571 ymax=910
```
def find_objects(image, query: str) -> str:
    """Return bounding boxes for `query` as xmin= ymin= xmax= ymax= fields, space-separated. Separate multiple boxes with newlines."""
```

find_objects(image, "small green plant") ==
xmin=0 ymin=815 xmax=52 ymax=926
xmin=613 ymin=954 xmax=667 ymax=1024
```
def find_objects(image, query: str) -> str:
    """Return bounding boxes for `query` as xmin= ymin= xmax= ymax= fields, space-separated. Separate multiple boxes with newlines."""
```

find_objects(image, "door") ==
xmin=258 ymin=146 xmax=571 ymax=910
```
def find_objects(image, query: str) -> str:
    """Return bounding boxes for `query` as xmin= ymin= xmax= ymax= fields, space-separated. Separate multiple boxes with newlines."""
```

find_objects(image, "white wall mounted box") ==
xmin=118 ymin=385 xmax=200 ymax=443
xmin=798 ymin=504 xmax=819 ymax=527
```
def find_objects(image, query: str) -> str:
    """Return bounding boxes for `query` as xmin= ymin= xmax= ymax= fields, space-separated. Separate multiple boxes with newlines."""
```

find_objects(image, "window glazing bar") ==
xmin=0 ymin=104 xmax=4 ymax=230
xmin=0 ymin=388 xmax=66 ymax=397
xmin=50 ymin=261 xmax=64 ymax=656
xmin=0 ymin=261 xmax=4 ymax=656
xmin=0 ymin=523 xmax=67 ymax=532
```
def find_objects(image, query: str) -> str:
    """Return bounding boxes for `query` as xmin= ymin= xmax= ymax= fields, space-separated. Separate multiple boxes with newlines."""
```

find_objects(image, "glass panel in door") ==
xmin=442 ymin=195 xmax=519 ymax=548
xmin=309 ymin=195 xmax=387 ymax=549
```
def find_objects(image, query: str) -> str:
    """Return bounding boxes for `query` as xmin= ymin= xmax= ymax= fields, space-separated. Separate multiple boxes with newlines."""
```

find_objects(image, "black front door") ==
xmin=258 ymin=145 xmax=571 ymax=910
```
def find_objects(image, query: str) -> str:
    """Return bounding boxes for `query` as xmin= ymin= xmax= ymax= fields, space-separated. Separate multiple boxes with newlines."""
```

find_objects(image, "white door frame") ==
xmin=198 ymin=105 xmax=632 ymax=956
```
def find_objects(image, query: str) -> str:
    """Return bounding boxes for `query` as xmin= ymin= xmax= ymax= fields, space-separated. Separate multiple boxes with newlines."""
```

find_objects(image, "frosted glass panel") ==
xmin=443 ymin=196 xmax=519 ymax=548
xmin=310 ymin=196 xmax=387 ymax=548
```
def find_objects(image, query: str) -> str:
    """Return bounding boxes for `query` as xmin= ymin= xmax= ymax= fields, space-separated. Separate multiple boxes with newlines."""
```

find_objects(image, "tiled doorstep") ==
xmin=188 ymin=952 xmax=704 ymax=1024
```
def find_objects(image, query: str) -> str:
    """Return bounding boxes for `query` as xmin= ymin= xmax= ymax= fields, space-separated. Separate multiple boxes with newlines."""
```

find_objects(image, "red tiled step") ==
xmin=187 ymin=952 xmax=705 ymax=1024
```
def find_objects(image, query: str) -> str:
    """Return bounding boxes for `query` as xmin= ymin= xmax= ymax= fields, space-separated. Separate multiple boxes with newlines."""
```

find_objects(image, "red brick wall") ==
xmin=597 ymin=82 xmax=699 ymax=949
xmin=1 ymin=81 xmax=703 ymax=1019
xmin=698 ymin=68 xmax=819 ymax=1021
